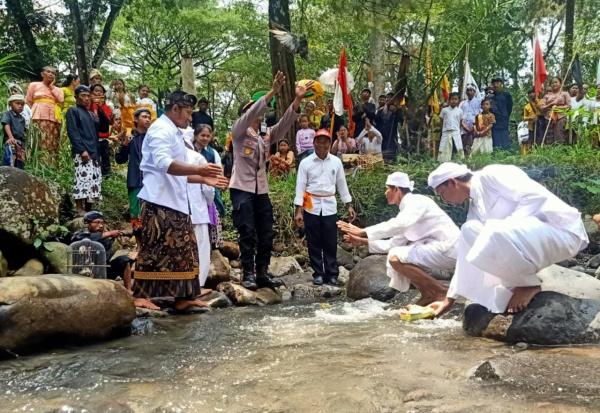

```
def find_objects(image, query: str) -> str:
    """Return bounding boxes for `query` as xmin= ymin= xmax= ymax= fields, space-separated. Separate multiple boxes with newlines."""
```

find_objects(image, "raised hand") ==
xmin=336 ymin=220 xmax=365 ymax=237
xmin=295 ymin=80 xmax=315 ymax=99
xmin=272 ymin=71 xmax=286 ymax=94
xmin=204 ymin=175 xmax=229 ymax=190
xmin=343 ymin=233 xmax=366 ymax=246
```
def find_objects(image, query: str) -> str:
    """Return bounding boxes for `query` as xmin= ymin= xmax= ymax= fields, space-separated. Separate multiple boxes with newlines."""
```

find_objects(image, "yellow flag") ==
xmin=441 ymin=74 xmax=450 ymax=101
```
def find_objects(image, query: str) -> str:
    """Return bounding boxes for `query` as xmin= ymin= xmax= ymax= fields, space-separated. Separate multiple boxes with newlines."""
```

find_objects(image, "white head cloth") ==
xmin=386 ymin=172 xmax=414 ymax=191
xmin=427 ymin=162 xmax=472 ymax=189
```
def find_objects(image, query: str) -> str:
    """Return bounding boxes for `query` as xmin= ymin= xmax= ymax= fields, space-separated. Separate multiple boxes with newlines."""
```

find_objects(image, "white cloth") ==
xmin=427 ymin=162 xmax=472 ymax=189
xmin=440 ymin=106 xmax=463 ymax=132
xmin=385 ymin=172 xmax=414 ymax=191
xmin=437 ymin=130 xmax=463 ymax=162
xmin=294 ymin=152 xmax=352 ymax=216
xmin=138 ymin=114 xmax=190 ymax=214
xmin=448 ymin=165 xmax=589 ymax=313
xmin=356 ymin=127 xmax=382 ymax=154
xmin=459 ymin=97 xmax=481 ymax=132
xmin=365 ymin=193 xmax=460 ymax=292
xmin=470 ymin=137 xmax=493 ymax=155
xmin=186 ymin=149 xmax=212 ymax=225
xmin=193 ymin=223 xmax=211 ymax=286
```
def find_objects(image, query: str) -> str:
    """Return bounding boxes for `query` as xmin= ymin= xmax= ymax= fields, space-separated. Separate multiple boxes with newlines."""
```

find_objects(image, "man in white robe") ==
xmin=427 ymin=162 xmax=589 ymax=315
xmin=337 ymin=172 xmax=460 ymax=305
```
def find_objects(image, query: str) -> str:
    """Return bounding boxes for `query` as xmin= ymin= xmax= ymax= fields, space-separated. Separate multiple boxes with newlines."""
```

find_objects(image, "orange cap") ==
xmin=314 ymin=128 xmax=332 ymax=139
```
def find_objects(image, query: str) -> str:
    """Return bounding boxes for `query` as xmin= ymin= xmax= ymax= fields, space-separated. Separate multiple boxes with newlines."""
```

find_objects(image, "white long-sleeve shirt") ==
xmin=467 ymin=165 xmax=588 ymax=244
xmin=356 ymin=127 xmax=383 ymax=155
xmin=294 ymin=152 xmax=352 ymax=216
xmin=365 ymin=193 xmax=460 ymax=254
xmin=186 ymin=149 xmax=213 ymax=225
xmin=138 ymin=114 xmax=190 ymax=214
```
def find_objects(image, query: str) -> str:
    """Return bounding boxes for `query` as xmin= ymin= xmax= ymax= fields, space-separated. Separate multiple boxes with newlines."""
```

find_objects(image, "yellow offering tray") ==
xmin=399 ymin=304 xmax=435 ymax=322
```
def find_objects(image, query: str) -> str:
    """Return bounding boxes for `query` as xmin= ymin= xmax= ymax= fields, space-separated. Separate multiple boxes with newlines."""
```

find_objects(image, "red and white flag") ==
xmin=333 ymin=48 xmax=354 ymax=134
xmin=533 ymin=35 xmax=547 ymax=96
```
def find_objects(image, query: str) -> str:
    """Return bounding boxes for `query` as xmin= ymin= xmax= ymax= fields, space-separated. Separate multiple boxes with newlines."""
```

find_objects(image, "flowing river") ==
xmin=1 ymin=299 xmax=599 ymax=412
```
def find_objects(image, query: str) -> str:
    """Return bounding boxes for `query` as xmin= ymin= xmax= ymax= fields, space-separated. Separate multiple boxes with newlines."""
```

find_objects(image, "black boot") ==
xmin=241 ymin=271 xmax=257 ymax=290
xmin=256 ymin=267 xmax=284 ymax=289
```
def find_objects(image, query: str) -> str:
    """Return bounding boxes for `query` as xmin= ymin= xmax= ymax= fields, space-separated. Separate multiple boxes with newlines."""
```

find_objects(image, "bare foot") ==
xmin=507 ymin=286 xmax=541 ymax=314
xmin=174 ymin=299 xmax=209 ymax=311
xmin=134 ymin=298 xmax=161 ymax=311
xmin=416 ymin=293 xmax=446 ymax=307
xmin=427 ymin=297 xmax=455 ymax=317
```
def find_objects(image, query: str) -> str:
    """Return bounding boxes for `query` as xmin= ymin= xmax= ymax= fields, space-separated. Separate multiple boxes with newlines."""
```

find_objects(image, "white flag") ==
xmin=596 ymin=57 xmax=600 ymax=87
xmin=461 ymin=59 xmax=480 ymax=100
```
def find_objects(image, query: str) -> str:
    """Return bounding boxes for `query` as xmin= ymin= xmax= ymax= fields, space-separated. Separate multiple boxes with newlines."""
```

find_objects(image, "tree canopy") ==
xmin=0 ymin=0 xmax=598 ymax=133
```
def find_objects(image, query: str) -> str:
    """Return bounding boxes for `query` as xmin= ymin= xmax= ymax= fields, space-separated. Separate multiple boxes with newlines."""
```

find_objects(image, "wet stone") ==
xmin=470 ymin=360 xmax=501 ymax=381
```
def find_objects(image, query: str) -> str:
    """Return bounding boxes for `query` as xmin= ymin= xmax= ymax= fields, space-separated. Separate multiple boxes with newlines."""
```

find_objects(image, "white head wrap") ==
xmin=427 ymin=162 xmax=472 ymax=189
xmin=7 ymin=94 xmax=24 ymax=103
xmin=385 ymin=172 xmax=414 ymax=191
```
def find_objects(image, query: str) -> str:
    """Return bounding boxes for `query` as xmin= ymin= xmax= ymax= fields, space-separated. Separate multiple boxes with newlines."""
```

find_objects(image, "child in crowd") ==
xmin=296 ymin=114 xmax=315 ymax=163
xmin=305 ymin=101 xmax=323 ymax=130
xmin=471 ymin=98 xmax=496 ymax=155
xmin=437 ymin=92 xmax=464 ymax=162
xmin=522 ymin=89 xmax=542 ymax=155
xmin=269 ymin=139 xmax=295 ymax=177
xmin=294 ymin=129 xmax=356 ymax=286
xmin=331 ymin=125 xmax=357 ymax=157
xmin=2 ymin=94 xmax=27 ymax=169
xmin=356 ymin=117 xmax=382 ymax=155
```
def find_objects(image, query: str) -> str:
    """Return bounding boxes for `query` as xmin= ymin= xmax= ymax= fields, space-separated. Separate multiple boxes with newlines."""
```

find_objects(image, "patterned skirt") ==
xmin=133 ymin=201 xmax=201 ymax=299
xmin=72 ymin=154 xmax=102 ymax=202
xmin=209 ymin=213 xmax=223 ymax=249
xmin=34 ymin=119 xmax=61 ymax=153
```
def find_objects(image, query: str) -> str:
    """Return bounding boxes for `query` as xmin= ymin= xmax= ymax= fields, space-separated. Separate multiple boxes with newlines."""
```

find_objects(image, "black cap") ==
xmin=134 ymin=108 xmax=151 ymax=117
xmin=83 ymin=210 xmax=104 ymax=223
xmin=198 ymin=96 xmax=209 ymax=104
xmin=165 ymin=91 xmax=197 ymax=107
xmin=75 ymin=85 xmax=90 ymax=95
xmin=491 ymin=77 xmax=504 ymax=83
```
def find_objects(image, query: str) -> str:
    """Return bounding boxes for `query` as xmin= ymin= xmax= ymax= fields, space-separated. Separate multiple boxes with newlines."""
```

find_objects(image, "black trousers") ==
xmin=304 ymin=211 xmax=339 ymax=279
xmin=98 ymin=138 xmax=111 ymax=176
xmin=231 ymin=188 xmax=274 ymax=274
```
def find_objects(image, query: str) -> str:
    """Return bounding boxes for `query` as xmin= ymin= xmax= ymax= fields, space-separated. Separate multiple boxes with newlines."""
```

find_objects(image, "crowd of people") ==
xmin=1 ymin=65 xmax=599 ymax=316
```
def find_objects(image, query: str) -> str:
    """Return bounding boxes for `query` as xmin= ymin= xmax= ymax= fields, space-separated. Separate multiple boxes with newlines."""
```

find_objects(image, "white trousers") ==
xmin=448 ymin=217 xmax=585 ymax=313
xmin=470 ymin=136 xmax=493 ymax=155
xmin=437 ymin=130 xmax=463 ymax=162
xmin=386 ymin=239 xmax=457 ymax=292
xmin=193 ymin=224 xmax=211 ymax=287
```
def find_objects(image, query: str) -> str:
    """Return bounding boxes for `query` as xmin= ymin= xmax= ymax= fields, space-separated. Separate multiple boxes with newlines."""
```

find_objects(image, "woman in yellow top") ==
xmin=25 ymin=66 xmax=65 ymax=154
xmin=522 ymin=89 xmax=542 ymax=153
xmin=60 ymin=74 xmax=80 ymax=114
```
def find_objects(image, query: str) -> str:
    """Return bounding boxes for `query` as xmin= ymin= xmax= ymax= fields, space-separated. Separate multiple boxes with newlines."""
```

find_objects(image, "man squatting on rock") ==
xmin=229 ymin=71 xmax=314 ymax=290
xmin=338 ymin=172 xmax=459 ymax=305
xmin=426 ymin=162 xmax=589 ymax=315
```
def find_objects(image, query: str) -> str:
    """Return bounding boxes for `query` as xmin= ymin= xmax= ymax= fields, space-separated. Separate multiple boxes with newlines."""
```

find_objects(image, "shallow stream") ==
xmin=1 ymin=299 xmax=599 ymax=412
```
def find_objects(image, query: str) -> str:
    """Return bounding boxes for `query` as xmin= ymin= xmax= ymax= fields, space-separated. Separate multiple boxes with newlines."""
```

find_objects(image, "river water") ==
xmin=1 ymin=299 xmax=599 ymax=413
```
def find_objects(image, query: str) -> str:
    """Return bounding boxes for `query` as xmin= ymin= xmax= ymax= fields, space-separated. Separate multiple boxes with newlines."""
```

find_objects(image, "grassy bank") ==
xmin=25 ymin=129 xmax=600 ymax=247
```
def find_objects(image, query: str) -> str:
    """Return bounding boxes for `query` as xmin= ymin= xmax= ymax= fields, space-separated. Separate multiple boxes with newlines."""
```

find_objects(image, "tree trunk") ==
xmin=268 ymin=0 xmax=297 ymax=147
xmin=181 ymin=57 xmax=196 ymax=95
xmin=563 ymin=0 xmax=575 ymax=81
xmin=5 ymin=0 xmax=44 ymax=76
xmin=65 ymin=0 xmax=89 ymax=84
xmin=368 ymin=29 xmax=386 ymax=99
xmin=91 ymin=0 xmax=125 ymax=69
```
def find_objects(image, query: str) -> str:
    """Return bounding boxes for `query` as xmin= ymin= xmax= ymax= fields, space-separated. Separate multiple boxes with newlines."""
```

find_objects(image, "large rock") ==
xmin=537 ymin=264 xmax=600 ymax=301
xmin=337 ymin=245 xmax=355 ymax=270
xmin=41 ymin=241 xmax=70 ymax=274
xmin=205 ymin=250 xmax=231 ymax=289
xmin=292 ymin=283 xmax=343 ymax=300
xmin=219 ymin=241 xmax=240 ymax=261
xmin=0 ymin=275 xmax=135 ymax=353
xmin=256 ymin=288 xmax=282 ymax=305
xmin=0 ymin=167 xmax=60 ymax=246
xmin=346 ymin=255 xmax=398 ymax=302
xmin=269 ymin=256 xmax=302 ymax=277
xmin=217 ymin=282 xmax=257 ymax=305
xmin=463 ymin=292 xmax=600 ymax=345
xmin=13 ymin=258 xmax=44 ymax=276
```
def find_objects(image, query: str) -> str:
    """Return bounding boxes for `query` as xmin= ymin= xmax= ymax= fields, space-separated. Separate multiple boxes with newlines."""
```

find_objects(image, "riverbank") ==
xmin=1 ymin=300 xmax=599 ymax=413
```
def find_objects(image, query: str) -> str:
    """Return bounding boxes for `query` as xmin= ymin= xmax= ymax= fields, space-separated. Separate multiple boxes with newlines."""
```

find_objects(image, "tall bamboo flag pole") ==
xmin=532 ymin=33 xmax=537 ymax=145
